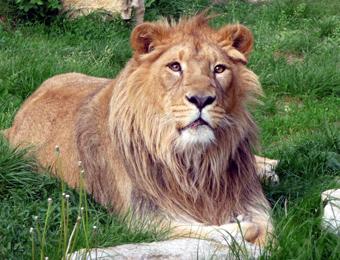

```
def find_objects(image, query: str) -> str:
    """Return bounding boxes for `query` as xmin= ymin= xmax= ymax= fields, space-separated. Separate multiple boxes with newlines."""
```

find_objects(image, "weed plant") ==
xmin=0 ymin=0 xmax=339 ymax=258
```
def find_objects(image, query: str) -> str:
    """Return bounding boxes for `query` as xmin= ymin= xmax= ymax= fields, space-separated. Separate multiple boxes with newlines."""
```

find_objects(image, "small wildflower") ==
xmin=80 ymin=207 xmax=84 ymax=214
xmin=65 ymin=194 xmax=70 ymax=200
xmin=45 ymin=257 xmax=49 ymax=260
xmin=93 ymin=225 xmax=97 ymax=230
xmin=62 ymin=192 xmax=65 ymax=197
xmin=78 ymin=160 xmax=82 ymax=167
xmin=29 ymin=227 xmax=34 ymax=233
xmin=284 ymin=104 xmax=291 ymax=112
xmin=55 ymin=145 xmax=60 ymax=153
xmin=47 ymin=198 xmax=52 ymax=204
xmin=33 ymin=215 xmax=38 ymax=221
xmin=80 ymin=169 xmax=85 ymax=175
xmin=77 ymin=216 xmax=81 ymax=222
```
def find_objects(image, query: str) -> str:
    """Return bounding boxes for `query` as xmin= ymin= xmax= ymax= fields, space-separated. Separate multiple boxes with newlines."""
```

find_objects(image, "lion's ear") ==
xmin=217 ymin=24 xmax=254 ymax=64
xmin=131 ymin=22 xmax=166 ymax=55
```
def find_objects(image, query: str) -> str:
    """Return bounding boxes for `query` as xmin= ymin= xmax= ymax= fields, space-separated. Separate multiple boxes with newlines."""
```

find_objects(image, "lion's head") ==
xmin=109 ymin=14 xmax=265 ymax=224
xmin=112 ymin=14 xmax=261 ymax=150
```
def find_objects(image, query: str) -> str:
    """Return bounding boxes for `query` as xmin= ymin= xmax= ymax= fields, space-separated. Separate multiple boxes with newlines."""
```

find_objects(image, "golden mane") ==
xmin=75 ymin=15 xmax=265 ymax=225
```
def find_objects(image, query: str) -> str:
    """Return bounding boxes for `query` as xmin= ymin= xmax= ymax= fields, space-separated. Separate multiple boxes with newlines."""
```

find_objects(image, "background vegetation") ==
xmin=0 ymin=0 xmax=339 ymax=258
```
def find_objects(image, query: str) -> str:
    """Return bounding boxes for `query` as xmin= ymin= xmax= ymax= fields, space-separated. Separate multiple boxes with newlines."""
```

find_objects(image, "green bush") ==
xmin=10 ymin=0 xmax=62 ymax=22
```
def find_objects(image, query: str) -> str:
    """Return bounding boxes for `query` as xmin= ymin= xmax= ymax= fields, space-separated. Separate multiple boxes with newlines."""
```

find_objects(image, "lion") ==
xmin=4 ymin=14 xmax=275 ymax=246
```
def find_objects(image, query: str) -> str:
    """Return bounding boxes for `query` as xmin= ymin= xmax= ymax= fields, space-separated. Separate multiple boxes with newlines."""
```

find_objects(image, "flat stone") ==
xmin=321 ymin=189 xmax=340 ymax=235
xmin=70 ymin=238 xmax=261 ymax=259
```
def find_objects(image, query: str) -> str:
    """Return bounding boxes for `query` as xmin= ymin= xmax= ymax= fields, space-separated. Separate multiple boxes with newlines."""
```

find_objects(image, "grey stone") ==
xmin=322 ymin=189 xmax=340 ymax=235
xmin=70 ymin=238 xmax=262 ymax=259
xmin=63 ymin=0 xmax=145 ymax=23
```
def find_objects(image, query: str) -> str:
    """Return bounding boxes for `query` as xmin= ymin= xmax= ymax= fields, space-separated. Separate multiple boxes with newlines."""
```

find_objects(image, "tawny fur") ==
xmin=5 ymin=14 xmax=272 ymax=245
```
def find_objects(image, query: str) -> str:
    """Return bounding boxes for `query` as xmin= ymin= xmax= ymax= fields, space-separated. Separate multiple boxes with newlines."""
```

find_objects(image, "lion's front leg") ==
xmin=168 ymin=220 xmax=259 ymax=244
xmin=165 ymin=216 xmax=271 ymax=248
xmin=245 ymin=206 xmax=274 ymax=246
xmin=255 ymin=155 xmax=279 ymax=185
xmin=171 ymin=222 xmax=258 ymax=242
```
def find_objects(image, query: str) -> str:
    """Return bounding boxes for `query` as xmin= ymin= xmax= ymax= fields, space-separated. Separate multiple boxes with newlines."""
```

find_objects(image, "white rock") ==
xmin=70 ymin=238 xmax=262 ymax=259
xmin=63 ymin=0 xmax=145 ymax=23
xmin=321 ymin=189 xmax=340 ymax=235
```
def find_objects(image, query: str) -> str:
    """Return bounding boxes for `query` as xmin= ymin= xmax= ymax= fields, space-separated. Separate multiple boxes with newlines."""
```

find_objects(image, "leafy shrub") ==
xmin=9 ymin=0 xmax=62 ymax=22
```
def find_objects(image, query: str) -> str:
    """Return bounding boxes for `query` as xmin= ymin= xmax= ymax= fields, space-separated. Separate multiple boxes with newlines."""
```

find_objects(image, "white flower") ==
xmin=47 ymin=198 xmax=52 ymax=204
xmin=29 ymin=227 xmax=34 ymax=233
xmin=284 ymin=104 xmax=291 ymax=112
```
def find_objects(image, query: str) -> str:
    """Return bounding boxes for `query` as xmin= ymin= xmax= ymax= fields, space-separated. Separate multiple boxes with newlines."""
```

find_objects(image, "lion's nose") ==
xmin=186 ymin=95 xmax=216 ymax=110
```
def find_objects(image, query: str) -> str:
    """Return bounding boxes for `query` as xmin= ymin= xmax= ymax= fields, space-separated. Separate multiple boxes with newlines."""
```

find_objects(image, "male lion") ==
xmin=5 ymin=14 xmax=274 ymax=246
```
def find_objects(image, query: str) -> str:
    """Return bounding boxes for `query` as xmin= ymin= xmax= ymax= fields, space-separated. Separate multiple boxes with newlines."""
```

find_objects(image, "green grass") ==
xmin=0 ymin=0 xmax=339 ymax=258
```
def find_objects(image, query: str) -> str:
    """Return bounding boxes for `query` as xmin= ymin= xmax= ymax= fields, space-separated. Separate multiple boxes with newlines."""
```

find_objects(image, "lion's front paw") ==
xmin=247 ymin=222 xmax=274 ymax=247
xmin=255 ymin=156 xmax=279 ymax=185
xmin=262 ymin=165 xmax=279 ymax=185
xmin=209 ymin=222 xmax=259 ymax=245
xmin=247 ymin=228 xmax=267 ymax=247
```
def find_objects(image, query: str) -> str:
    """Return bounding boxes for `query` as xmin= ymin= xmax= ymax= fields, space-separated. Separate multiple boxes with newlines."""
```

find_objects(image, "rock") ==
xmin=212 ymin=0 xmax=269 ymax=4
xmin=246 ymin=0 xmax=268 ymax=3
xmin=63 ymin=0 xmax=145 ymax=23
xmin=70 ymin=238 xmax=262 ymax=259
xmin=321 ymin=189 xmax=340 ymax=235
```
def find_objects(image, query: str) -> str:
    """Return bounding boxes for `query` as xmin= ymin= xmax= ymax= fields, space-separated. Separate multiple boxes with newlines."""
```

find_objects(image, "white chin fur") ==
xmin=176 ymin=126 xmax=215 ymax=149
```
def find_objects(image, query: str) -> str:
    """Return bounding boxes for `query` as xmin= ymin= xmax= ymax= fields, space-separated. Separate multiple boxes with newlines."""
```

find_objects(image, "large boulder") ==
xmin=70 ymin=238 xmax=262 ymax=259
xmin=321 ymin=189 xmax=340 ymax=235
xmin=63 ymin=0 xmax=145 ymax=23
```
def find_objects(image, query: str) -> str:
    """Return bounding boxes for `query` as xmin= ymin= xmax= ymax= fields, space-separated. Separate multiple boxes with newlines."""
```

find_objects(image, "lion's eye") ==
xmin=214 ymin=64 xmax=227 ymax=74
xmin=168 ymin=62 xmax=182 ymax=72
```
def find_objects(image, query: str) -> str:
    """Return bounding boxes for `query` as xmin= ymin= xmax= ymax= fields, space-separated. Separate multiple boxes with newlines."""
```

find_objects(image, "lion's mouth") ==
xmin=181 ymin=118 xmax=211 ymax=131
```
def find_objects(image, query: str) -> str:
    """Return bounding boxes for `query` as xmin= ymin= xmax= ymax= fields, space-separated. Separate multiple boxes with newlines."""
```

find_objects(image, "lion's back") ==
xmin=6 ymin=72 xmax=112 ymax=186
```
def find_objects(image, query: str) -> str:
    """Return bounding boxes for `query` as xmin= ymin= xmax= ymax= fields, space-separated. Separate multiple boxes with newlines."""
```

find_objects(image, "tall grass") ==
xmin=0 ymin=137 xmax=167 ymax=259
